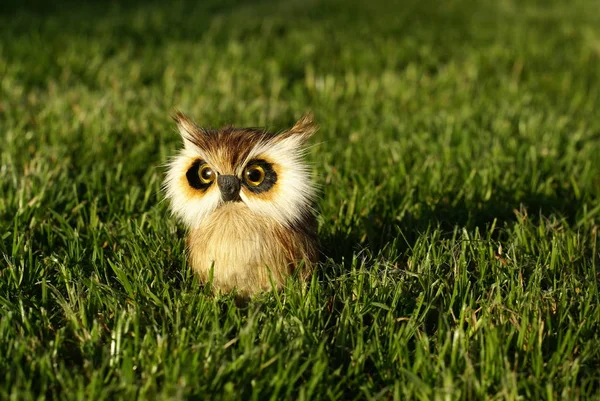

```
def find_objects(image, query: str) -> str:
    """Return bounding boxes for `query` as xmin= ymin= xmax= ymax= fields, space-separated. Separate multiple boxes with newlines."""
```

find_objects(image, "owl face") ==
xmin=164 ymin=113 xmax=317 ymax=229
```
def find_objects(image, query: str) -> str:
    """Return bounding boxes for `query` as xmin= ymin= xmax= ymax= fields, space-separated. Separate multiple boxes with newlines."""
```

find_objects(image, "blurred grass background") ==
xmin=1 ymin=0 xmax=600 ymax=399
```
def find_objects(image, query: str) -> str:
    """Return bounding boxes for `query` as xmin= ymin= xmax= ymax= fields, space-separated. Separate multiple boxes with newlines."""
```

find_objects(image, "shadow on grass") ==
xmin=319 ymin=184 xmax=583 ymax=267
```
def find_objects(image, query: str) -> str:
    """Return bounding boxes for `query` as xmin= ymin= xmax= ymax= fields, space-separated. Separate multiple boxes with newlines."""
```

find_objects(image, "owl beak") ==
xmin=217 ymin=175 xmax=241 ymax=202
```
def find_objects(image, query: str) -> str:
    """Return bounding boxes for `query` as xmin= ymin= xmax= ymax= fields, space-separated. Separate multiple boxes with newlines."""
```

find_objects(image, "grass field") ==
xmin=1 ymin=0 xmax=600 ymax=399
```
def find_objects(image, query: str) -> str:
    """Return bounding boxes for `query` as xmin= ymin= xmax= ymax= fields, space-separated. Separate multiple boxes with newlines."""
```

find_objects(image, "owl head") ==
xmin=164 ymin=113 xmax=318 ymax=229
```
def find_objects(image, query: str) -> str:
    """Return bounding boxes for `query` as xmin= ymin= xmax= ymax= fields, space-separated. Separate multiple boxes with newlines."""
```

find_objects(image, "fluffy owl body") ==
xmin=164 ymin=113 xmax=318 ymax=296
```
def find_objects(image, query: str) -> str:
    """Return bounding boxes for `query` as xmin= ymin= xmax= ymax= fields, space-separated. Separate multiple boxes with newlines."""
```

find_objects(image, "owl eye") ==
xmin=198 ymin=164 xmax=215 ymax=184
xmin=244 ymin=165 xmax=265 ymax=187
xmin=186 ymin=160 xmax=215 ymax=190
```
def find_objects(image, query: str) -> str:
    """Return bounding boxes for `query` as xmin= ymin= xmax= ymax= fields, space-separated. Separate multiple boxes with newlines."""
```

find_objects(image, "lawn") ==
xmin=1 ymin=0 xmax=600 ymax=399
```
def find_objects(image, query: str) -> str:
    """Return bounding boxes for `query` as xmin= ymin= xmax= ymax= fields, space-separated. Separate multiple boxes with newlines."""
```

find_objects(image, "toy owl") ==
xmin=164 ymin=113 xmax=318 ymax=297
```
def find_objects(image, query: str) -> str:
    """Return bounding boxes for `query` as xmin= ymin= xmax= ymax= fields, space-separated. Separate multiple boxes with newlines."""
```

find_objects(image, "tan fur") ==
xmin=165 ymin=113 xmax=319 ymax=297
xmin=187 ymin=203 xmax=317 ymax=297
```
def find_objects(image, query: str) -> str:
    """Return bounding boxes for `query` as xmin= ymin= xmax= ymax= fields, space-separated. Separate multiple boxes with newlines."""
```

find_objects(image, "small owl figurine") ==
xmin=164 ymin=113 xmax=318 ymax=297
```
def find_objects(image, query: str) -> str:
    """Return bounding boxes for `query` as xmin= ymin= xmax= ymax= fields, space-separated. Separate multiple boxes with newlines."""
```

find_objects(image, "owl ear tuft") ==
xmin=173 ymin=112 xmax=205 ymax=149
xmin=278 ymin=113 xmax=318 ymax=144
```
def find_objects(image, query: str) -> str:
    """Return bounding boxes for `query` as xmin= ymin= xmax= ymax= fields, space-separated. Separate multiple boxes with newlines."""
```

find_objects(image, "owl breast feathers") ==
xmin=164 ymin=113 xmax=318 ymax=297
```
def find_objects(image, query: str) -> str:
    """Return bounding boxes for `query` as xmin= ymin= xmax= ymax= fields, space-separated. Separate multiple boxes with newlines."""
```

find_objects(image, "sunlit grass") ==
xmin=1 ymin=0 xmax=600 ymax=399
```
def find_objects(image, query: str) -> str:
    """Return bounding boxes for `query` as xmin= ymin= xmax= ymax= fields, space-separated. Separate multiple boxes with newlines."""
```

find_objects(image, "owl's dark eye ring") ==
xmin=241 ymin=159 xmax=276 ymax=193
xmin=244 ymin=165 xmax=265 ymax=187
xmin=186 ymin=160 xmax=214 ymax=190
xmin=198 ymin=164 xmax=215 ymax=184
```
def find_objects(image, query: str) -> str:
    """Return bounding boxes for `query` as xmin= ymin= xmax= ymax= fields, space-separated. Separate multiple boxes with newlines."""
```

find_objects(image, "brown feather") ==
xmin=187 ymin=202 xmax=317 ymax=297
xmin=166 ymin=112 xmax=319 ymax=297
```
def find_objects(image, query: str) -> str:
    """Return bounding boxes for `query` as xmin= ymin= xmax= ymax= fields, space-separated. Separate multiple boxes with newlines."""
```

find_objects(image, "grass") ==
xmin=1 ymin=0 xmax=600 ymax=399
